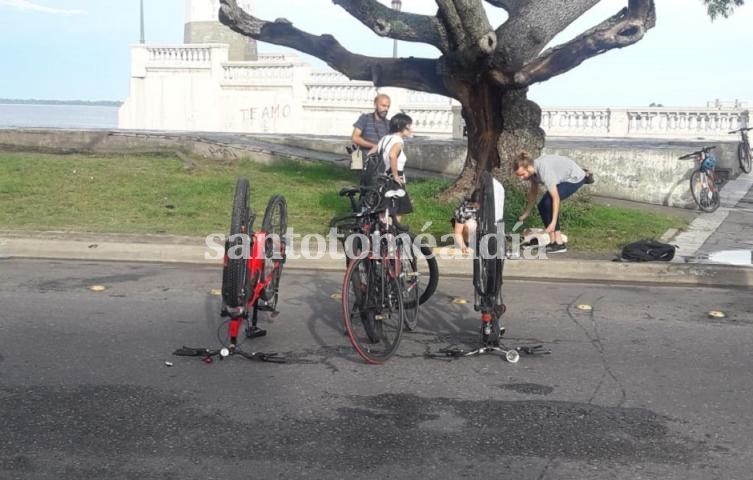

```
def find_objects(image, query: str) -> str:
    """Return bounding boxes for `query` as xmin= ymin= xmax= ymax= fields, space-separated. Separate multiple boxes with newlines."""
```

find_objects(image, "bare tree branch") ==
xmin=332 ymin=0 xmax=450 ymax=53
xmin=217 ymin=0 xmax=449 ymax=95
xmin=435 ymin=0 xmax=497 ymax=54
xmin=494 ymin=0 xmax=599 ymax=66
xmin=490 ymin=0 xmax=656 ymax=87
xmin=483 ymin=0 xmax=523 ymax=14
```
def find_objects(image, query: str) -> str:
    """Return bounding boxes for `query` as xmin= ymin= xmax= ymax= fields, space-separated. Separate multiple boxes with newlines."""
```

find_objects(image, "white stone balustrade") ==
xmin=624 ymin=108 xmax=743 ymax=138
xmin=121 ymin=47 xmax=749 ymax=140
xmin=145 ymin=44 xmax=225 ymax=68
xmin=222 ymin=63 xmax=295 ymax=82
xmin=541 ymin=108 xmax=612 ymax=136
xmin=541 ymin=107 xmax=748 ymax=139
xmin=305 ymin=84 xmax=377 ymax=104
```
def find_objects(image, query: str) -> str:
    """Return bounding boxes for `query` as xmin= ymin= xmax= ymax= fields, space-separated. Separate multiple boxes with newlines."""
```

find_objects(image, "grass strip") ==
xmin=0 ymin=151 xmax=687 ymax=252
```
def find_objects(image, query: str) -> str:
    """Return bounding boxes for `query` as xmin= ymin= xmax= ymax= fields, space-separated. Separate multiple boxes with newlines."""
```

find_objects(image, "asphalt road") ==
xmin=1 ymin=259 xmax=752 ymax=480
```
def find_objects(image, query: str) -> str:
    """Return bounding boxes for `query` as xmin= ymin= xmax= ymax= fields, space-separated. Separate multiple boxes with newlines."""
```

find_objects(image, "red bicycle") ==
xmin=173 ymin=177 xmax=288 ymax=363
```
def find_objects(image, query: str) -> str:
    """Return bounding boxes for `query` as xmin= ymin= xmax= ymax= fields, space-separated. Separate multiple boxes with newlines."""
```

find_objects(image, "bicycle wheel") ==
xmin=260 ymin=195 xmax=288 ymax=305
xmin=739 ymin=142 xmax=752 ymax=174
xmin=407 ymin=232 xmax=439 ymax=305
xmin=343 ymin=256 xmax=404 ymax=364
xmin=398 ymin=243 xmax=419 ymax=331
xmin=473 ymin=171 xmax=505 ymax=312
xmin=689 ymin=170 xmax=719 ymax=213
xmin=222 ymin=178 xmax=252 ymax=309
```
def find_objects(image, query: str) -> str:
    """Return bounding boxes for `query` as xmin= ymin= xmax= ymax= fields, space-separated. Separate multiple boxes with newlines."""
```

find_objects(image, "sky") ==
xmin=0 ymin=0 xmax=751 ymax=108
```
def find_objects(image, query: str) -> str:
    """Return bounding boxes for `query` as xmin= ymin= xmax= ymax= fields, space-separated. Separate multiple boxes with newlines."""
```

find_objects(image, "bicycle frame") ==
xmin=224 ymin=230 xmax=285 ymax=344
xmin=679 ymin=145 xmax=720 ymax=212
xmin=173 ymin=179 xmax=288 ymax=364
xmin=426 ymin=172 xmax=550 ymax=363
xmin=729 ymin=127 xmax=752 ymax=173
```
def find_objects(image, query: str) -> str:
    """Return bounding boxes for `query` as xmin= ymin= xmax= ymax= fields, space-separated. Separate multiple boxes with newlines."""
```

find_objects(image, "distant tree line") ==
xmin=0 ymin=98 xmax=122 ymax=107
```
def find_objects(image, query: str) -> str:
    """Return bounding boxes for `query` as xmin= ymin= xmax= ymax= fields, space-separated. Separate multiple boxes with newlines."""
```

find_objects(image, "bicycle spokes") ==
xmin=343 ymin=256 xmax=404 ymax=364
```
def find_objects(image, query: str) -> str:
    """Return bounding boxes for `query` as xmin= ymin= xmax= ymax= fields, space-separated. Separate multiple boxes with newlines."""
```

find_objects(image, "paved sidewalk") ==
xmin=670 ymin=170 xmax=753 ymax=267
xmin=2 ymin=228 xmax=752 ymax=288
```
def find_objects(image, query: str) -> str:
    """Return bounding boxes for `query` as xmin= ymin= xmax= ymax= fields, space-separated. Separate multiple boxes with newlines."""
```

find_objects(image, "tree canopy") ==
xmin=704 ymin=0 xmax=745 ymax=18
xmin=218 ymin=0 xmax=745 ymax=189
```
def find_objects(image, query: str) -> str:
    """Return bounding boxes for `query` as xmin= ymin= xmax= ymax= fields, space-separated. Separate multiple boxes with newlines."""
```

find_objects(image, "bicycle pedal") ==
xmin=221 ymin=305 xmax=245 ymax=318
xmin=256 ymin=305 xmax=275 ymax=312
xmin=516 ymin=345 xmax=551 ymax=356
xmin=269 ymin=310 xmax=280 ymax=319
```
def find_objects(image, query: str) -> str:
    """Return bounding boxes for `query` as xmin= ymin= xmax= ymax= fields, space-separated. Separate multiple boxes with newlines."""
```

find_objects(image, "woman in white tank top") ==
xmin=376 ymin=113 xmax=414 ymax=215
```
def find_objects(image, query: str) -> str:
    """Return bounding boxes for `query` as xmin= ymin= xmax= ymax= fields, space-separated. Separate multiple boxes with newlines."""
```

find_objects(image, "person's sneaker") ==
xmin=584 ymin=170 xmax=595 ymax=184
xmin=546 ymin=242 xmax=567 ymax=254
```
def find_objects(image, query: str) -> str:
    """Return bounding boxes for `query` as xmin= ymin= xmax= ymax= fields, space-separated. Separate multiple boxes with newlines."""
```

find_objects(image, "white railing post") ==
xmin=210 ymin=45 xmax=229 ymax=81
xmin=130 ymin=44 xmax=148 ymax=78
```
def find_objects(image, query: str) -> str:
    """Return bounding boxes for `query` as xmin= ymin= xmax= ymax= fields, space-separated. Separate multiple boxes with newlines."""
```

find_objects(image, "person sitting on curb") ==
xmin=450 ymin=189 xmax=480 ymax=255
xmin=513 ymin=151 xmax=592 ymax=254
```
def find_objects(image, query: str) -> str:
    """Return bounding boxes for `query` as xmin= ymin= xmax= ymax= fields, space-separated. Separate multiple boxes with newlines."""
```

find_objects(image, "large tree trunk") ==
xmin=442 ymin=84 xmax=545 ymax=200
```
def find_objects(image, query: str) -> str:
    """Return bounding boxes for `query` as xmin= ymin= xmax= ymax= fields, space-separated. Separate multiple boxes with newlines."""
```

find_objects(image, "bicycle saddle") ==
xmin=339 ymin=186 xmax=360 ymax=197
xmin=339 ymin=185 xmax=378 ymax=197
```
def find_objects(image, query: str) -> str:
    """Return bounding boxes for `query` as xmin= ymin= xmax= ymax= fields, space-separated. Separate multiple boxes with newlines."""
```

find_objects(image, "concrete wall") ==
xmin=250 ymin=133 xmax=741 ymax=207
xmin=119 ymin=47 xmax=749 ymax=141
xmin=0 ymin=128 xmax=740 ymax=209
xmin=0 ymin=129 xmax=285 ymax=166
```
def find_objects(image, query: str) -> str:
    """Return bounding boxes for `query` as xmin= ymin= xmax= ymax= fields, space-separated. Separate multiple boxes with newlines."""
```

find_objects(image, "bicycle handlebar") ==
xmin=338 ymin=185 xmax=377 ymax=197
xmin=678 ymin=145 xmax=716 ymax=160
xmin=728 ymin=127 xmax=753 ymax=134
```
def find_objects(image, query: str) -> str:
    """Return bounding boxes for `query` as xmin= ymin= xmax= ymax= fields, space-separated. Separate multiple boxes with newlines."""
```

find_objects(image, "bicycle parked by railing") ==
xmin=679 ymin=145 xmax=721 ymax=213
xmin=173 ymin=177 xmax=288 ymax=363
xmin=729 ymin=127 xmax=752 ymax=174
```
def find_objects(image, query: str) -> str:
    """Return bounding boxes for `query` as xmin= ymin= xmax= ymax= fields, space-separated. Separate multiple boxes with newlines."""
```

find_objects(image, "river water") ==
xmin=0 ymin=103 xmax=119 ymax=129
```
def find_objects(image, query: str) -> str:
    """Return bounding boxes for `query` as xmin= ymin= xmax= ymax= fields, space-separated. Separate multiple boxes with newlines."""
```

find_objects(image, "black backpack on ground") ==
xmin=616 ymin=239 xmax=677 ymax=262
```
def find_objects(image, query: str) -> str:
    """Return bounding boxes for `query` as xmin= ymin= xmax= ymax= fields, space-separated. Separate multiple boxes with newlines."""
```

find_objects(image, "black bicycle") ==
xmin=338 ymin=185 xmax=413 ymax=363
xmin=331 ymin=178 xmax=439 ymax=308
xmin=679 ymin=145 xmax=721 ymax=213
xmin=427 ymin=171 xmax=549 ymax=363
xmin=729 ymin=127 xmax=752 ymax=174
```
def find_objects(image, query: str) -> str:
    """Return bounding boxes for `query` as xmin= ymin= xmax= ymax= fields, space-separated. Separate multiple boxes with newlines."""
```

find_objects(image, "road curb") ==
xmin=2 ymin=234 xmax=751 ymax=288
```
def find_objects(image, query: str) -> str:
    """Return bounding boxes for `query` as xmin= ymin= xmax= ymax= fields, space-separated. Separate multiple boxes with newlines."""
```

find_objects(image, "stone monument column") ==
xmin=184 ymin=0 xmax=257 ymax=61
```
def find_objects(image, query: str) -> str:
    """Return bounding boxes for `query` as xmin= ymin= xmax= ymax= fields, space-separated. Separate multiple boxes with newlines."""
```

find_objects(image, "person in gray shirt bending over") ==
xmin=513 ymin=151 xmax=593 ymax=254
xmin=351 ymin=94 xmax=391 ymax=155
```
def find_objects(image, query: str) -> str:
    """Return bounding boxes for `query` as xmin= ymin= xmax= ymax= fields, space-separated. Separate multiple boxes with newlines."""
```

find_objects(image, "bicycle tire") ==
xmin=343 ymin=255 xmax=404 ymax=364
xmin=400 ymin=252 xmax=420 ymax=331
xmin=473 ymin=172 xmax=505 ymax=312
xmin=222 ymin=178 xmax=252 ymax=309
xmin=689 ymin=170 xmax=719 ymax=213
xmin=260 ymin=194 xmax=288 ymax=304
xmin=407 ymin=232 xmax=439 ymax=305
xmin=738 ymin=141 xmax=752 ymax=174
